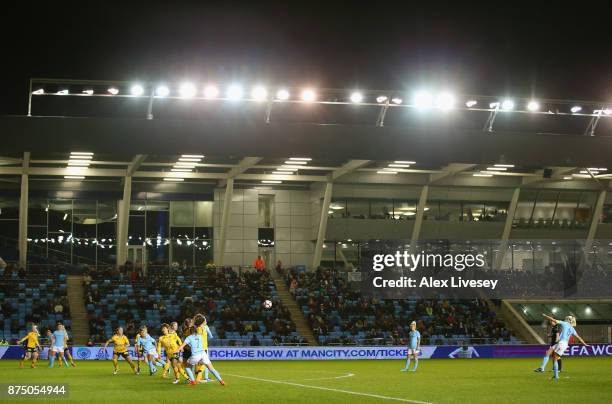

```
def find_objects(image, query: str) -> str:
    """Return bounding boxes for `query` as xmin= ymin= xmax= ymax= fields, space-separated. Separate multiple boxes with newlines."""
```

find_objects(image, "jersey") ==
xmin=550 ymin=323 xmax=561 ymax=346
xmin=52 ymin=330 xmax=66 ymax=349
xmin=110 ymin=335 xmax=129 ymax=353
xmin=184 ymin=334 xmax=205 ymax=355
xmin=137 ymin=334 xmax=156 ymax=352
xmin=408 ymin=330 xmax=421 ymax=349
xmin=158 ymin=333 xmax=182 ymax=355
xmin=20 ymin=332 xmax=39 ymax=349
xmin=196 ymin=325 xmax=213 ymax=350
xmin=558 ymin=321 xmax=577 ymax=344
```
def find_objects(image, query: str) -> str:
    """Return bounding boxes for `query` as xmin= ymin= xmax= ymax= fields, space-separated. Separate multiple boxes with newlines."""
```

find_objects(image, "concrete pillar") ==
xmin=217 ymin=178 xmax=234 ymax=267
xmin=312 ymin=182 xmax=333 ymax=269
xmin=116 ymin=177 xmax=132 ymax=266
xmin=410 ymin=185 xmax=429 ymax=254
xmin=583 ymin=189 xmax=606 ymax=265
xmin=494 ymin=187 xmax=520 ymax=270
xmin=18 ymin=173 xmax=29 ymax=268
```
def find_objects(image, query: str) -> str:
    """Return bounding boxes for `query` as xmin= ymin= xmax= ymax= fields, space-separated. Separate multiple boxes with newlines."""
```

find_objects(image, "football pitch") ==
xmin=1 ymin=357 xmax=611 ymax=403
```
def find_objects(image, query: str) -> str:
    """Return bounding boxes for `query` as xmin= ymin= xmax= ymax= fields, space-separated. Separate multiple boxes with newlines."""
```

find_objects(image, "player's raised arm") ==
xmin=573 ymin=332 xmax=589 ymax=347
xmin=206 ymin=326 xmax=213 ymax=339
xmin=103 ymin=338 xmax=112 ymax=349
xmin=542 ymin=313 xmax=558 ymax=324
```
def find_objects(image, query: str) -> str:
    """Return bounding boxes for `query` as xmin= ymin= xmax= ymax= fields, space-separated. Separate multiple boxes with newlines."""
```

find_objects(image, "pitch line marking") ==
xmin=302 ymin=372 xmax=355 ymax=381
xmin=225 ymin=373 xmax=433 ymax=404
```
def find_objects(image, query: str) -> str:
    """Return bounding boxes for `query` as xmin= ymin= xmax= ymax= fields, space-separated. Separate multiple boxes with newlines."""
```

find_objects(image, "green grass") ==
xmin=1 ymin=357 xmax=611 ymax=403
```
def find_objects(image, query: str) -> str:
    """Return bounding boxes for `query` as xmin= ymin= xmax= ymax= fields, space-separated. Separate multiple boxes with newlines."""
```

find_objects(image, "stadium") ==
xmin=1 ymin=3 xmax=612 ymax=404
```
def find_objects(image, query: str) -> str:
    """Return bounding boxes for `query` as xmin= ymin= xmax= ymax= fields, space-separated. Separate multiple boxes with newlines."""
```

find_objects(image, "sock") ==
xmin=540 ymin=355 xmax=549 ymax=370
xmin=148 ymin=360 xmax=155 ymax=372
xmin=558 ymin=359 xmax=562 ymax=371
xmin=205 ymin=367 xmax=210 ymax=380
xmin=185 ymin=367 xmax=195 ymax=382
xmin=553 ymin=360 xmax=558 ymax=378
xmin=404 ymin=358 xmax=411 ymax=369
xmin=49 ymin=355 xmax=55 ymax=367
xmin=412 ymin=358 xmax=418 ymax=370
xmin=195 ymin=365 xmax=203 ymax=382
xmin=155 ymin=359 xmax=166 ymax=367
xmin=180 ymin=366 xmax=189 ymax=379
xmin=209 ymin=368 xmax=222 ymax=382
xmin=63 ymin=357 xmax=69 ymax=367
xmin=164 ymin=361 xmax=171 ymax=372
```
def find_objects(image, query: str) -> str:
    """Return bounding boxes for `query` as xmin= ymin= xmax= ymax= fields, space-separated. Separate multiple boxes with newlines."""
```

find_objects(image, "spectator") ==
xmin=54 ymin=302 xmax=63 ymax=314
xmin=254 ymin=256 xmax=265 ymax=271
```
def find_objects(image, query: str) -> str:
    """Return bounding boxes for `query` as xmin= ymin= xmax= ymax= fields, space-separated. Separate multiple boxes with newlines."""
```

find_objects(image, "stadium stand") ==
xmin=84 ymin=265 xmax=306 ymax=346
xmin=0 ymin=262 xmax=70 ymax=343
xmin=284 ymin=267 xmax=519 ymax=346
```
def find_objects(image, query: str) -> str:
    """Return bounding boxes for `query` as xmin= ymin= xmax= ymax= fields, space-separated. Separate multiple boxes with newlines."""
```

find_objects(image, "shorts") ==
xmin=145 ymin=349 xmax=159 ymax=359
xmin=51 ymin=347 xmax=64 ymax=353
xmin=168 ymin=352 xmax=180 ymax=361
xmin=26 ymin=347 xmax=37 ymax=353
xmin=553 ymin=341 xmax=568 ymax=356
xmin=187 ymin=351 xmax=211 ymax=366
xmin=183 ymin=349 xmax=191 ymax=361
xmin=114 ymin=351 xmax=130 ymax=359
xmin=408 ymin=348 xmax=420 ymax=355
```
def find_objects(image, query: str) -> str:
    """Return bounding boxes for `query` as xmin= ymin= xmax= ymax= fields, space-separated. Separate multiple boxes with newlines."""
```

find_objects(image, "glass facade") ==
xmin=329 ymin=198 xmax=418 ymax=220
xmin=513 ymin=190 xmax=596 ymax=228
xmin=26 ymin=199 xmax=117 ymax=267
xmin=0 ymin=198 xmax=19 ymax=250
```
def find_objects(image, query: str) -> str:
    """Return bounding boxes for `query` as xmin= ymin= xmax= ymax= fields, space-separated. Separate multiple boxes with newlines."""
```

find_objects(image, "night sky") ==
xmin=2 ymin=1 xmax=611 ymax=115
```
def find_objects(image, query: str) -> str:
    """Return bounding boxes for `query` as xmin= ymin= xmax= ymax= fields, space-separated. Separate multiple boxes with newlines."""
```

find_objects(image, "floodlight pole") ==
xmin=484 ymin=105 xmax=500 ymax=132
xmin=376 ymin=100 xmax=390 ymax=127
xmin=18 ymin=152 xmax=30 ymax=268
xmin=493 ymin=187 xmax=520 ymax=270
xmin=27 ymin=79 xmax=33 ymax=117
xmin=585 ymin=109 xmax=602 ymax=136
xmin=312 ymin=182 xmax=333 ymax=269
xmin=409 ymin=185 xmax=429 ymax=255
xmin=146 ymin=87 xmax=155 ymax=120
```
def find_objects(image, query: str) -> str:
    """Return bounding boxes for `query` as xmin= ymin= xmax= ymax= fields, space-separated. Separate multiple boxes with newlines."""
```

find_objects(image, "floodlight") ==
xmin=501 ymin=99 xmax=514 ymax=110
xmin=466 ymin=100 xmax=477 ymax=107
xmin=226 ymin=84 xmax=244 ymax=100
xmin=391 ymin=97 xmax=402 ymax=105
xmin=32 ymin=89 xmax=44 ymax=95
xmin=436 ymin=92 xmax=455 ymax=109
xmin=275 ymin=89 xmax=290 ymax=100
xmin=82 ymin=89 xmax=94 ymax=95
xmin=251 ymin=85 xmax=267 ymax=101
xmin=57 ymin=89 xmax=69 ymax=95
xmin=155 ymin=85 xmax=170 ymax=97
xmin=570 ymin=105 xmax=582 ymax=113
xmin=376 ymin=95 xmax=388 ymax=103
xmin=107 ymin=87 xmax=119 ymax=95
xmin=203 ymin=84 xmax=219 ymax=99
xmin=179 ymin=83 xmax=196 ymax=98
xmin=130 ymin=84 xmax=144 ymax=96
xmin=301 ymin=89 xmax=316 ymax=102
xmin=527 ymin=100 xmax=540 ymax=111
xmin=413 ymin=91 xmax=433 ymax=108
xmin=350 ymin=92 xmax=364 ymax=103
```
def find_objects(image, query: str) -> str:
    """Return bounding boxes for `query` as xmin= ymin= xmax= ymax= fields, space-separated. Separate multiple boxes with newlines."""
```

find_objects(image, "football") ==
xmin=263 ymin=299 xmax=273 ymax=309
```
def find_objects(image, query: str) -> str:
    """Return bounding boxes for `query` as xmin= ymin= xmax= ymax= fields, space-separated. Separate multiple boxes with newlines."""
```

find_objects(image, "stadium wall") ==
xmin=2 ymin=345 xmax=611 ymax=361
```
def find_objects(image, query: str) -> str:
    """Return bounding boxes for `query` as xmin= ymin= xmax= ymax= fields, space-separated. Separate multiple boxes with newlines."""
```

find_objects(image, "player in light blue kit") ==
xmin=178 ymin=325 xmax=225 ymax=386
xmin=401 ymin=321 xmax=421 ymax=372
xmin=49 ymin=324 xmax=70 ymax=368
xmin=534 ymin=314 xmax=589 ymax=380
xmin=136 ymin=326 xmax=166 ymax=375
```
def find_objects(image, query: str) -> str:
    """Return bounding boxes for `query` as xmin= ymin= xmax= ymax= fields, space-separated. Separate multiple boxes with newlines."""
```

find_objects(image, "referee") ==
xmin=549 ymin=320 xmax=563 ymax=372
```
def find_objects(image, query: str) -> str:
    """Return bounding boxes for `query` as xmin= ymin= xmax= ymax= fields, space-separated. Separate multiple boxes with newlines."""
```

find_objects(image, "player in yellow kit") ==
xmin=194 ymin=313 xmax=214 ymax=383
xmin=103 ymin=327 xmax=137 ymax=375
xmin=157 ymin=323 xmax=184 ymax=384
xmin=168 ymin=321 xmax=190 ymax=381
xmin=18 ymin=325 xmax=41 ymax=368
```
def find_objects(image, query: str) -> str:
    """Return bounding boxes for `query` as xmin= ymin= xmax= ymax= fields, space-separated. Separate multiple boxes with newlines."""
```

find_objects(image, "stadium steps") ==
xmin=66 ymin=275 xmax=90 ymax=344
xmin=271 ymin=271 xmax=318 ymax=346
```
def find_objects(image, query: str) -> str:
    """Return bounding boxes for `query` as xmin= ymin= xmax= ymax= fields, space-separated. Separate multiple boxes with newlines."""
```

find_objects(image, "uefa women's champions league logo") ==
xmin=76 ymin=348 xmax=91 ymax=359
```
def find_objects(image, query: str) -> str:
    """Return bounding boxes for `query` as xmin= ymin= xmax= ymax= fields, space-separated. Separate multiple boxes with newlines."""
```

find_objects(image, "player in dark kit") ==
xmin=549 ymin=320 xmax=562 ymax=372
